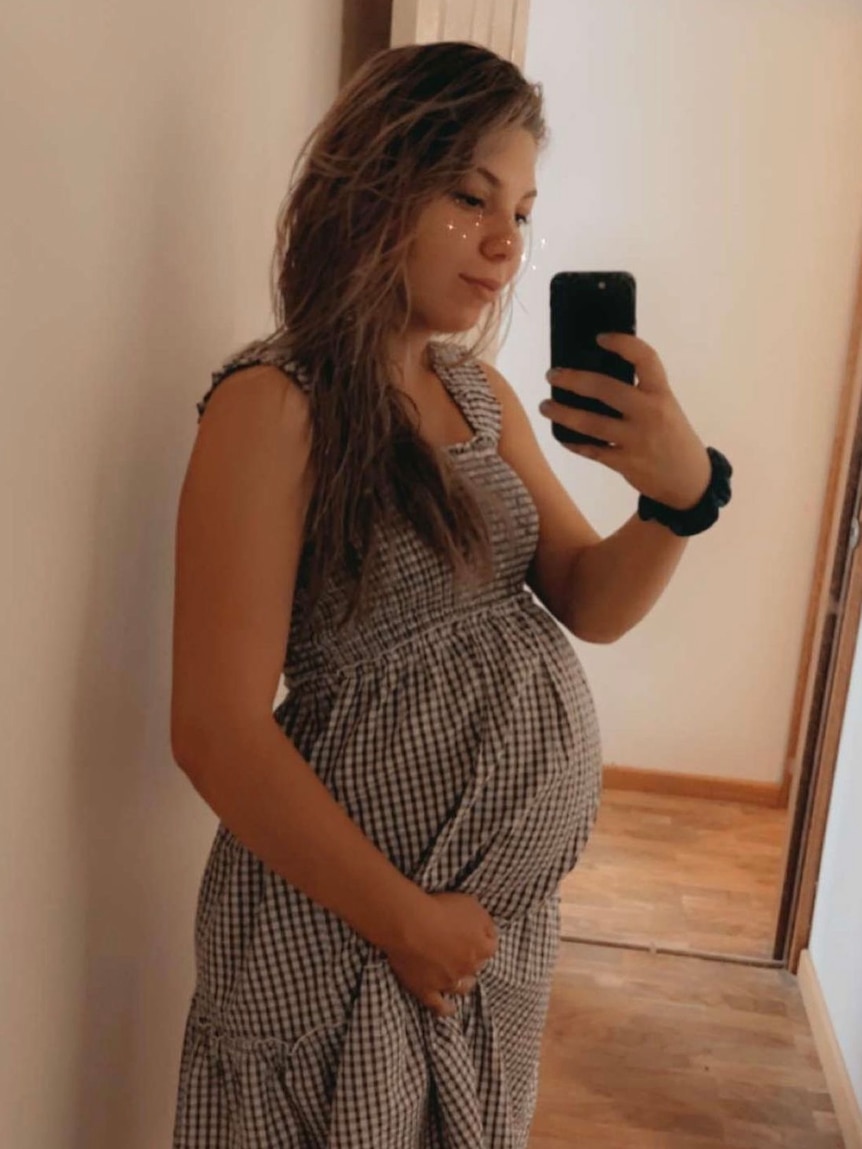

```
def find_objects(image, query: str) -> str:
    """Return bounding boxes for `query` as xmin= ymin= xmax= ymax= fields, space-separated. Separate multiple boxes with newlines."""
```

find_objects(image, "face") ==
xmin=403 ymin=126 xmax=538 ymax=335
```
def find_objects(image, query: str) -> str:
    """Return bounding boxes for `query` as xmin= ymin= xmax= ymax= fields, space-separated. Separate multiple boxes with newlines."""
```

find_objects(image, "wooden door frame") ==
xmin=340 ymin=0 xmax=393 ymax=86
xmin=389 ymin=0 xmax=531 ymax=67
xmin=775 ymin=233 xmax=862 ymax=971
xmin=342 ymin=0 xmax=532 ymax=82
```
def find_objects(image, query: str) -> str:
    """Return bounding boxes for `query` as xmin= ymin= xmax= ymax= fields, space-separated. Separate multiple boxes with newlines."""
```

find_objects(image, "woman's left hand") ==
xmin=539 ymin=333 xmax=712 ymax=511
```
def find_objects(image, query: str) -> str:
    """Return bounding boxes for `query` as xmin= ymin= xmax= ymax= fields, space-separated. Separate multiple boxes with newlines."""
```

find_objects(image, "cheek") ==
xmin=414 ymin=212 xmax=482 ymax=268
xmin=438 ymin=213 xmax=482 ymax=245
xmin=406 ymin=211 xmax=485 ymax=316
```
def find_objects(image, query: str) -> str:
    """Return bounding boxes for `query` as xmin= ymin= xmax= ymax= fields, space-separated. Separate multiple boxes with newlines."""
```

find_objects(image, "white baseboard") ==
xmin=797 ymin=949 xmax=862 ymax=1149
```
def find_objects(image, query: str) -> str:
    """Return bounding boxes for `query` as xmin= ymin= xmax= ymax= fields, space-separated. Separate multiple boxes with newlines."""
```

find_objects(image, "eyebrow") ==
xmin=475 ymin=165 xmax=538 ymax=200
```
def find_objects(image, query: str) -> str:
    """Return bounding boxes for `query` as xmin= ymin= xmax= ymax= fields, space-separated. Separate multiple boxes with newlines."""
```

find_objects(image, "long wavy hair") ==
xmin=243 ymin=41 xmax=547 ymax=626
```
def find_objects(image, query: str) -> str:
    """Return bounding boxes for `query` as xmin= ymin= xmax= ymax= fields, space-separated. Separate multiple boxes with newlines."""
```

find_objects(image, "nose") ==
xmin=480 ymin=217 xmax=523 ymax=265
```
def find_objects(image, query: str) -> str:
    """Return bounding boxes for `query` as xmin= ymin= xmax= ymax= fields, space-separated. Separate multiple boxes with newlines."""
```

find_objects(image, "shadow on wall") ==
xmin=66 ymin=87 xmax=226 ymax=1149
xmin=61 ymin=7 xmax=388 ymax=1145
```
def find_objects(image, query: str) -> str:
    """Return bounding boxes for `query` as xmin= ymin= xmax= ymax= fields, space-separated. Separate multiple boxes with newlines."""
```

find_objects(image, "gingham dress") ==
xmin=172 ymin=339 xmax=603 ymax=1148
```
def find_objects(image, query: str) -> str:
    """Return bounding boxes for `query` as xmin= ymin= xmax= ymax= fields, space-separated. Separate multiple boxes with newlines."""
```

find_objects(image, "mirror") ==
xmin=501 ymin=0 xmax=861 ymax=972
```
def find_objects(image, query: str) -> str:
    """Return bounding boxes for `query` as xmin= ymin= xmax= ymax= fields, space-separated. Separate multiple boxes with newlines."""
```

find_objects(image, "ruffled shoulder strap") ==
xmin=427 ymin=340 xmax=502 ymax=449
xmin=196 ymin=340 xmax=311 ymax=421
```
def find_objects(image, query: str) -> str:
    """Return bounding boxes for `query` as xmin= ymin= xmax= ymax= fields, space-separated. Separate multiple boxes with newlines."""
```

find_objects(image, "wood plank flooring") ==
xmin=530 ymin=941 xmax=844 ymax=1148
xmin=529 ymin=789 xmax=841 ymax=1145
xmin=559 ymin=788 xmax=788 ymax=958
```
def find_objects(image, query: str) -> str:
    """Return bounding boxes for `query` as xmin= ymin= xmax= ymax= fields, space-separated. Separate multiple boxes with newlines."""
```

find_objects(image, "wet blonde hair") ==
xmin=246 ymin=41 xmax=546 ymax=625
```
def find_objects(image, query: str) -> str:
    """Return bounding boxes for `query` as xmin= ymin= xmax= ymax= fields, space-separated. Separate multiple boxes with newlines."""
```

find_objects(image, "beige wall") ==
xmin=0 ymin=2 xmax=341 ymax=1146
xmin=502 ymin=0 xmax=862 ymax=782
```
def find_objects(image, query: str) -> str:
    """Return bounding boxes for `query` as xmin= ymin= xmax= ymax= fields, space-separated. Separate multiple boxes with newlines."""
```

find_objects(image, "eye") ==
xmin=454 ymin=192 xmax=531 ymax=228
xmin=454 ymin=192 xmax=485 ymax=210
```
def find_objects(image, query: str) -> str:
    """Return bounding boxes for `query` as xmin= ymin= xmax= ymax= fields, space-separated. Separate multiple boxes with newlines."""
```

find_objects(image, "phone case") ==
xmin=549 ymin=271 xmax=637 ymax=447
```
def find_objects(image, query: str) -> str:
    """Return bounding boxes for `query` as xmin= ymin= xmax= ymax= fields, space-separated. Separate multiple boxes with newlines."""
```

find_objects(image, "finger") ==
xmin=443 ymin=978 xmax=472 ymax=998
xmin=595 ymin=334 xmax=669 ymax=395
xmin=539 ymin=400 xmax=628 ymax=446
xmin=546 ymin=367 xmax=639 ymax=416
xmin=428 ymin=992 xmax=456 ymax=1017
xmin=566 ymin=440 xmax=621 ymax=468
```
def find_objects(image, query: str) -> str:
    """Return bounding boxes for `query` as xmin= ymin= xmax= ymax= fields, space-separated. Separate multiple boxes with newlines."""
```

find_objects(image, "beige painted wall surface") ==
xmin=0 ymin=2 xmax=341 ymax=1146
xmin=499 ymin=0 xmax=862 ymax=782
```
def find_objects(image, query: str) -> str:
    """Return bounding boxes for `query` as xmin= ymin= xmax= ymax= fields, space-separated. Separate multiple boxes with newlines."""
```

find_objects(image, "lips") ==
xmin=460 ymin=276 xmax=502 ymax=305
xmin=461 ymin=274 xmax=503 ymax=292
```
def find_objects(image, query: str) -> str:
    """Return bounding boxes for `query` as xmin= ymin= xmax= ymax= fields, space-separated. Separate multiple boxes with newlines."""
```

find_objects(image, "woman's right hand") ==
xmin=383 ymin=891 xmax=499 ymax=1017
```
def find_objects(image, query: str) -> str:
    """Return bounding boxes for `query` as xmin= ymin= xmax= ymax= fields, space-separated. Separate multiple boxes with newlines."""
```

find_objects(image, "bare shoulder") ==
xmin=191 ymin=360 xmax=315 ymax=502
xmin=200 ymin=362 xmax=312 ymax=438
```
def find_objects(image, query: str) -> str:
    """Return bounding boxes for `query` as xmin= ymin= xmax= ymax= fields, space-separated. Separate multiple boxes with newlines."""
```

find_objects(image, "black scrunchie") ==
xmin=637 ymin=447 xmax=733 ymax=537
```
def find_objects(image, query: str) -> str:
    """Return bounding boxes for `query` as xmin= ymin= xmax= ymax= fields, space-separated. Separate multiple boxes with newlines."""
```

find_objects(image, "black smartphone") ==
xmin=549 ymin=271 xmax=637 ymax=447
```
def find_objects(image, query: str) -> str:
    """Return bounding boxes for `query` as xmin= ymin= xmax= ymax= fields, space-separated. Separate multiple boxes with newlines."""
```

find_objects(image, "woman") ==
xmin=170 ymin=40 xmax=730 ymax=1148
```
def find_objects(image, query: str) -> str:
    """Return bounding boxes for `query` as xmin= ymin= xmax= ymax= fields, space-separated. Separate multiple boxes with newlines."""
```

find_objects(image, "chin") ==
xmin=434 ymin=306 xmax=489 ymax=335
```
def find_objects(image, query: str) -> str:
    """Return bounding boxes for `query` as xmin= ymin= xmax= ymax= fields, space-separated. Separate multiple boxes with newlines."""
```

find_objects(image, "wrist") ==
xmin=638 ymin=447 xmax=733 ymax=537
xmin=366 ymin=874 xmax=431 ymax=955
xmin=661 ymin=447 xmax=712 ymax=511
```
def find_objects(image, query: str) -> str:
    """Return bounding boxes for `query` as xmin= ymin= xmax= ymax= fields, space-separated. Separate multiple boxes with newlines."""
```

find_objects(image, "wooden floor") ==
xmin=531 ymin=941 xmax=844 ymax=1147
xmin=559 ymin=789 xmax=788 ymax=959
xmin=528 ymin=789 xmax=842 ymax=1146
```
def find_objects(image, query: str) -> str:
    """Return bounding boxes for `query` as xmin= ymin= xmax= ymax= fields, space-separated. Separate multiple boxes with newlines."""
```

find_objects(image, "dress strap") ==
xmin=196 ymin=341 xmax=311 ymax=421
xmin=427 ymin=340 xmax=502 ymax=449
xmin=197 ymin=340 xmax=503 ymax=448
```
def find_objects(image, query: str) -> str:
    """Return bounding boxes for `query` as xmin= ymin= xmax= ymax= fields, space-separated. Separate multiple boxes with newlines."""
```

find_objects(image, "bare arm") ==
xmin=566 ymin=515 xmax=689 ymax=643
xmin=170 ymin=365 xmax=426 ymax=953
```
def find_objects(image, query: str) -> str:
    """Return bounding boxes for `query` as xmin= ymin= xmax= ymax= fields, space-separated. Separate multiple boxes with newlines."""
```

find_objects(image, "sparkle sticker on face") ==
xmin=523 ymin=233 xmax=549 ymax=274
xmin=444 ymin=215 xmax=484 ymax=241
xmin=504 ymin=223 xmax=552 ymax=320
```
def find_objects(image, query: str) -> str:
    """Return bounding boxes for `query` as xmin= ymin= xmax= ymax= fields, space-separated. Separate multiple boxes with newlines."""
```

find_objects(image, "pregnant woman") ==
xmin=169 ymin=40 xmax=730 ymax=1148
